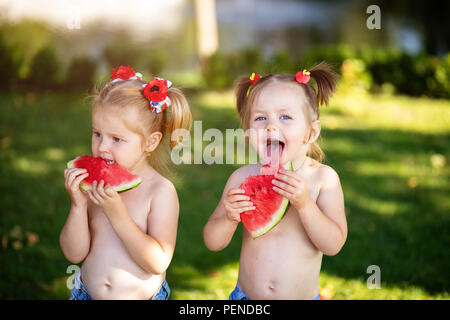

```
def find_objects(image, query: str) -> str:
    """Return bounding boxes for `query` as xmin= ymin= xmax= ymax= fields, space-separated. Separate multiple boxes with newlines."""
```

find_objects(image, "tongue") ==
xmin=261 ymin=143 xmax=282 ymax=175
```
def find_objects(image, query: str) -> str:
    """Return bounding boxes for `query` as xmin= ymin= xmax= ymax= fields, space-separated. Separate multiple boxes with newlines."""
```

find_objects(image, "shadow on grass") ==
xmin=170 ymin=105 xmax=450 ymax=296
xmin=0 ymin=93 xmax=448 ymax=298
xmin=319 ymin=128 xmax=449 ymax=295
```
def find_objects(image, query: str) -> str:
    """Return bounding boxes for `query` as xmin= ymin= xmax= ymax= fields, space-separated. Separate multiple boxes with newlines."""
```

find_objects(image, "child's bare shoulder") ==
xmin=142 ymin=171 xmax=179 ymax=219
xmin=144 ymin=170 xmax=177 ymax=198
xmin=309 ymin=160 xmax=341 ymax=189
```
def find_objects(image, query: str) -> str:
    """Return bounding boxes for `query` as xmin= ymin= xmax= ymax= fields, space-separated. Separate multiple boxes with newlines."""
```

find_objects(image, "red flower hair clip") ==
xmin=250 ymin=72 xmax=261 ymax=86
xmin=109 ymin=65 xmax=172 ymax=113
xmin=247 ymin=72 xmax=261 ymax=96
xmin=142 ymin=77 xmax=172 ymax=113
xmin=295 ymin=69 xmax=311 ymax=84
xmin=110 ymin=65 xmax=143 ymax=83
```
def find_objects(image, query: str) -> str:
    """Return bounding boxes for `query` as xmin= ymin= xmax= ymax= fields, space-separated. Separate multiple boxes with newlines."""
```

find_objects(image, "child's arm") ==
xmin=60 ymin=168 xmax=91 ymax=263
xmin=60 ymin=204 xmax=91 ymax=263
xmin=87 ymin=180 xmax=178 ymax=275
xmin=203 ymin=169 xmax=255 ymax=251
xmin=273 ymin=166 xmax=347 ymax=256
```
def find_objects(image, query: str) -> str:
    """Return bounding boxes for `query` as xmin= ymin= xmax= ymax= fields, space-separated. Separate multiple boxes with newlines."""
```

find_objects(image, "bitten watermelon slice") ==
xmin=240 ymin=161 xmax=293 ymax=238
xmin=67 ymin=155 xmax=142 ymax=192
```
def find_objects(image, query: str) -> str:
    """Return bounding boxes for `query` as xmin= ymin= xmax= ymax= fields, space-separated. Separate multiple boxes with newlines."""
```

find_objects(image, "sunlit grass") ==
xmin=328 ymin=92 xmax=450 ymax=134
xmin=319 ymin=272 xmax=448 ymax=300
xmin=169 ymin=262 xmax=239 ymax=300
xmin=0 ymin=88 xmax=448 ymax=299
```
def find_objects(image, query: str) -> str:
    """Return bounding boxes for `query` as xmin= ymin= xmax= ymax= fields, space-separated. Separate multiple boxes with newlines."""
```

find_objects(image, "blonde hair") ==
xmin=234 ymin=62 xmax=338 ymax=163
xmin=92 ymin=78 xmax=192 ymax=172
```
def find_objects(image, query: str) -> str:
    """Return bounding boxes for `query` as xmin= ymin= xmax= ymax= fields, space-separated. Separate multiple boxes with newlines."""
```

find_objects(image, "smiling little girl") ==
xmin=204 ymin=63 xmax=347 ymax=300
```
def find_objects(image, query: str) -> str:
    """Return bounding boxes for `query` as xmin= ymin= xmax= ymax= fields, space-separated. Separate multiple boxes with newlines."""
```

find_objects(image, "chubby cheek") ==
xmin=111 ymin=145 xmax=132 ymax=165
xmin=91 ymin=137 xmax=99 ymax=157
xmin=248 ymin=128 xmax=265 ymax=155
xmin=116 ymin=143 xmax=146 ymax=168
xmin=286 ymin=132 xmax=310 ymax=159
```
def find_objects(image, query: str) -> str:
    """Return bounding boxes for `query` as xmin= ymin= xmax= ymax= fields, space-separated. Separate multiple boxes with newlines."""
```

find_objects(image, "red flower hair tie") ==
xmin=250 ymin=72 xmax=261 ymax=86
xmin=110 ymin=65 xmax=143 ymax=82
xmin=295 ymin=69 xmax=311 ymax=84
xmin=247 ymin=72 xmax=261 ymax=96
xmin=142 ymin=77 xmax=172 ymax=113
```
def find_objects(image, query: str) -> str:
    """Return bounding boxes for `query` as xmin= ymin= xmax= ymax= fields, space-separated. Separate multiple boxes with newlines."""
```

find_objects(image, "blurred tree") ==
xmin=28 ymin=46 xmax=60 ymax=90
xmin=103 ymin=32 xmax=143 ymax=70
xmin=65 ymin=56 xmax=97 ymax=91
xmin=0 ymin=19 xmax=52 ymax=79
xmin=195 ymin=0 xmax=219 ymax=70
xmin=371 ymin=0 xmax=450 ymax=55
xmin=0 ymin=34 xmax=20 ymax=90
xmin=145 ymin=48 xmax=169 ymax=77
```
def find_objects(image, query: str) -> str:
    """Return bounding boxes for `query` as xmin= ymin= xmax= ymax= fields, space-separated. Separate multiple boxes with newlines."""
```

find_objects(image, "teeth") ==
xmin=267 ymin=140 xmax=284 ymax=148
xmin=106 ymin=160 xmax=115 ymax=165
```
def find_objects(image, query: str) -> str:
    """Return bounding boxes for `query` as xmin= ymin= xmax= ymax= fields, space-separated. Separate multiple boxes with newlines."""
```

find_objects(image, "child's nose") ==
xmin=265 ymin=119 xmax=279 ymax=132
xmin=98 ymin=138 xmax=110 ymax=153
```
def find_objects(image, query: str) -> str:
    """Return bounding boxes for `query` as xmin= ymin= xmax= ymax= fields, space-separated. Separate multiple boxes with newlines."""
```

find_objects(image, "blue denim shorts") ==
xmin=69 ymin=271 xmax=170 ymax=300
xmin=229 ymin=283 xmax=320 ymax=300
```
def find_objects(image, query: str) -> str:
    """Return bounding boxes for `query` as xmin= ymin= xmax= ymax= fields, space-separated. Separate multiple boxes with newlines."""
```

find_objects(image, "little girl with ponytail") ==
xmin=204 ymin=62 xmax=348 ymax=300
xmin=61 ymin=66 xmax=192 ymax=300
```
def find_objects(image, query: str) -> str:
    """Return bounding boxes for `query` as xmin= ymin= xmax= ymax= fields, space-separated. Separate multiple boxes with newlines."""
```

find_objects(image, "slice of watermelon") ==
xmin=240 ymin=161 xmax=293 ymax=238
xmin=67 ymin=155 xmax=142 ymax=192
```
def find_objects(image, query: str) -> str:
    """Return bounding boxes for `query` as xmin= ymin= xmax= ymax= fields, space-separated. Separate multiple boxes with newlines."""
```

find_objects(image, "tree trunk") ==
xmin=195 ymin=0 xmax=219 ymax=70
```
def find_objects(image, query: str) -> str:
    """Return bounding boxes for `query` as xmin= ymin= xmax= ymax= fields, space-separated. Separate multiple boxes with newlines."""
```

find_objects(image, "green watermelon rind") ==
xmin=251 ymin=197 xmax=290 ymax=238
xmin=250 ymin=161 xmax=294 ymax=239
xmin=67 ymin=158 xmax=142 ymax=193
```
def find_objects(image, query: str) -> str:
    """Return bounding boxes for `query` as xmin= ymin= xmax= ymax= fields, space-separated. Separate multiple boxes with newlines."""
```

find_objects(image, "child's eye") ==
xmin=113 ymin=137 xmax=122 ymax=143
xmin=93 ymin=131 xmax=100 ymax=138
xmin=280 ymin=114 xmax=292 ymax=120
xmin=255 ymin=116 xmax=266 ymax=121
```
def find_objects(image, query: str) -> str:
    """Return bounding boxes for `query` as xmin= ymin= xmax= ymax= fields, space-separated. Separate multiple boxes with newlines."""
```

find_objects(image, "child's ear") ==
xmin=144 ymin=131 xmax=163 ymax=153
xmin=305 ymin=120 xmax=321 ymax=144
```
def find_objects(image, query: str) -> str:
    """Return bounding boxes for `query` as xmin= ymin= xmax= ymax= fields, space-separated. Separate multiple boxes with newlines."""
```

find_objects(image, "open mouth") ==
xmin=101 ymin=158 xmax=116 ymax=165
xmin=264 ymin=138 xmax=285 ymax=166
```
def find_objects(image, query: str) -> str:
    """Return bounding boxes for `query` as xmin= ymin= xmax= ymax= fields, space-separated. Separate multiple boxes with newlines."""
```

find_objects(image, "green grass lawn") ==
xmin=0 ymin=88 xmax=448 ymax=299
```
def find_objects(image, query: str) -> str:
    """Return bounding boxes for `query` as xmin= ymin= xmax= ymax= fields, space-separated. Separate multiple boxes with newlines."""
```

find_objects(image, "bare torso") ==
xmin=81 ymin=175 xmax=165 ymax=300
xmin=237 ymin=158 xmax=323 ymax=299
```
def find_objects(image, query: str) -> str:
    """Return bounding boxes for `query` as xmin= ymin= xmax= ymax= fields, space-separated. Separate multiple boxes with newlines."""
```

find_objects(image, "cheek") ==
xmin=249 ymin=120 xmax=265 ymax=131
xmin=120 ymin=138 xmax=145 ymax=157
xmin=248 ymin=128 xmax=264 ymax=147
xmin=91 ymin=137 xmax=99 ymax=153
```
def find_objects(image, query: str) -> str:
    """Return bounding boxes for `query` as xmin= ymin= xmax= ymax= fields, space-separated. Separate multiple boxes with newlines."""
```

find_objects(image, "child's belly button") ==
xmin=103 ymin=277 xmax=112 ymax=290
xmin=266 ymin=281 xmax=276 ymax=293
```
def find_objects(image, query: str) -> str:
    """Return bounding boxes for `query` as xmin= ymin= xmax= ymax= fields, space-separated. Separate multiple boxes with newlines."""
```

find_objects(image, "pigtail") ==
xmin=302 ymin=62 xmax=337 ymax=164
xmin=234 ymin=76 xmax=252 ymax=117
xmin=307 ymin=141 xmax=325 ymax=163
xmin=166 ymin=87 xmax=192 ymax=148
xmin=309 ymin=62 xmax=338 ymax=106
xmin=234 ymin=75 xmax=255 ymax=130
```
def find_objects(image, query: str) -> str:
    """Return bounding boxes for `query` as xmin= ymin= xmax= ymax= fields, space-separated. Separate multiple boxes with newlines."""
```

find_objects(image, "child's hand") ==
xmin=87 ymin=180 xmax=125 ymax=218
xmin=64 ymin=168 xmax=89 ymax=207
xmin=223 ymin=188 xmax=255 ymax=223
xmin=272 ymin=169 xmax=312 ymax=210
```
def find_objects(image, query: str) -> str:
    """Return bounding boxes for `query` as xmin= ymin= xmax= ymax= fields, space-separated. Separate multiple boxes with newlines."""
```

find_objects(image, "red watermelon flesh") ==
xmin=240 ymin=161 xmax=292 ymax=238
xmin=67 ymin=155 xmax=142 ymax=192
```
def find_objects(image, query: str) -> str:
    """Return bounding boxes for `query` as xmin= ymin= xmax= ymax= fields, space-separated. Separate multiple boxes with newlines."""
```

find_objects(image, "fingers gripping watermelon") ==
xmin=67 ymin=155 xmax=142 ymax=192
xmin=240 ymin=162 xmax=293 ymax=238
